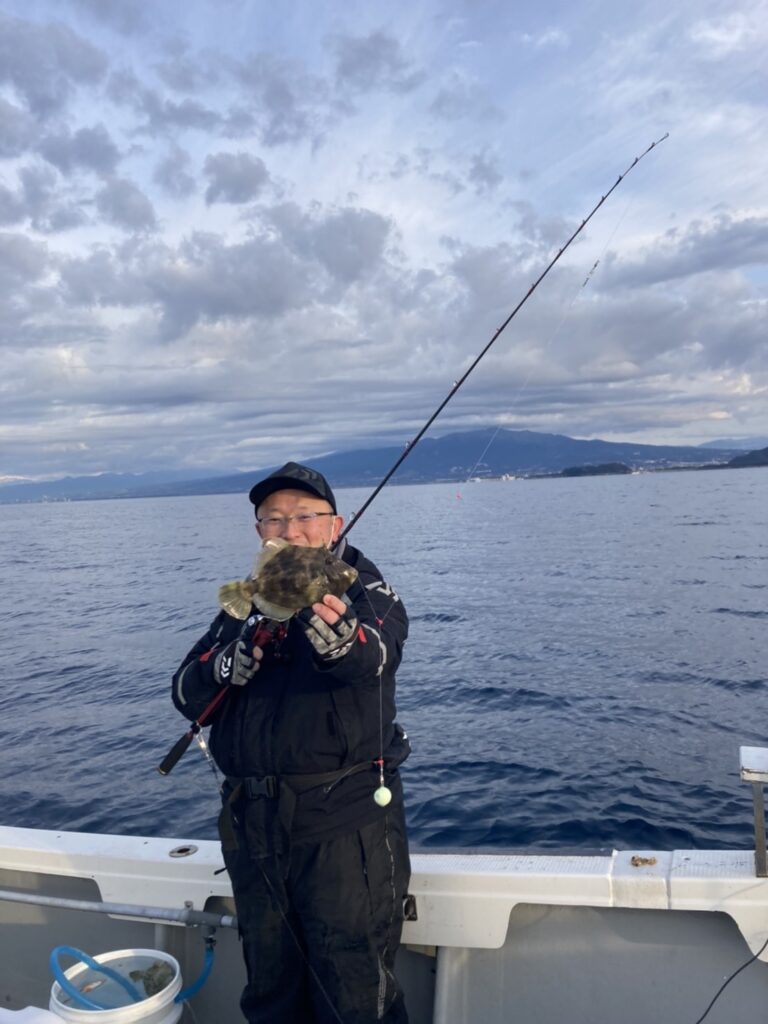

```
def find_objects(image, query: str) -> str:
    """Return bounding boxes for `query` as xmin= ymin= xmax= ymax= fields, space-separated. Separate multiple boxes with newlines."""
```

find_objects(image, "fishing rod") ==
xmin=337 ymin=132 xmax=669 ymax=544
xmin=158 ymin=134 xmax=668 ymax=778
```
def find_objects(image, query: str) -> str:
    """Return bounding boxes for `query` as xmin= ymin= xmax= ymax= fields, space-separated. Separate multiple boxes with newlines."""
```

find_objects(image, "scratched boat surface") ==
xmin=3 ymin=825 xmax=768 ymax=1023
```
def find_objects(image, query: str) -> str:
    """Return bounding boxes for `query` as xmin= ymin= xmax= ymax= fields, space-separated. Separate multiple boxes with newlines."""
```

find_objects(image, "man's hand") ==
xmin=298 ymin=594 xmax=358 ymax=661
xmin=213 ymin=637 xmax=264 ymax=686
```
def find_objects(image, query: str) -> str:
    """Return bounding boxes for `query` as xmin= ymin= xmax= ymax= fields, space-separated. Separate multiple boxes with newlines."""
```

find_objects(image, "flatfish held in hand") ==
xmin=218 ymin=538 xmax=358 ymax=621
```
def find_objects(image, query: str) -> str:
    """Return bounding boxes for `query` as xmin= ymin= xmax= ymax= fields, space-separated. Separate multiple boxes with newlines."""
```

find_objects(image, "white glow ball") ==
xmin=374 ymin=785 xmax=392 ymax=807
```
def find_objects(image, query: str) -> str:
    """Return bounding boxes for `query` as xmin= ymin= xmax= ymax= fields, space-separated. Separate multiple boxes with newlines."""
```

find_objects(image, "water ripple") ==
xmin=1 ymin=472 xmax=766 ymax=853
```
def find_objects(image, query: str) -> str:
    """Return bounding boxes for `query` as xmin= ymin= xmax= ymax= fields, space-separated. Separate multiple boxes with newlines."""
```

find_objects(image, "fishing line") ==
xmin=460 ymin=255 xmax=600 ymax=484
xmin=342 ymin=557 xmax=398 ymax=807
xmin=692 ymin=933 xmax=768 ymax=1024
xmin=335 ymin=138 xmax=669 ymax=815
xmin=194 ymin=729 xmax=221 ymax=788
xmin=337 ymin=133 xmax=669 ymax=544
xmin=253 ymin=861 xmax=347 ymax=1024
xmin=172 ymin=136 xmax=668 ymax=1022
xmin=459 ymin=191 xmax=636 ymax=488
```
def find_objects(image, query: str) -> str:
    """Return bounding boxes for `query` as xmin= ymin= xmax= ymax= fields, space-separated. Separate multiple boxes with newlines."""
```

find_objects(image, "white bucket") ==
xmin=49 ymin=950 xmax=182 ymax=1024
xmin=0 ymin=1010 xmax=65 ymax=1023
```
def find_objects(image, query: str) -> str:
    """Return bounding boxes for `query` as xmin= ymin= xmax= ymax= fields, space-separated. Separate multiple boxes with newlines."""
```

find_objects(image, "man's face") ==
xmin=255 ymin=488 xmax=343 ymax=548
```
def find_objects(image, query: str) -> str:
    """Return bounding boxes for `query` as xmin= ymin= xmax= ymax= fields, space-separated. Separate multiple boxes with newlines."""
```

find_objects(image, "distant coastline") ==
xmin=527 ymin=448 xmax=768 ymax=481
xmin=1 ymin=429 xmax=766 ymax=505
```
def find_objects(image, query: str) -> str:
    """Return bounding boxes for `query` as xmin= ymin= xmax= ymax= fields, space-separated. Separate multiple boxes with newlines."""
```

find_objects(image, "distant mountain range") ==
xmin=1 ymin=428 xmax=765 ymax=504
xmin=698 ymin=437 xmax=768 ymax=450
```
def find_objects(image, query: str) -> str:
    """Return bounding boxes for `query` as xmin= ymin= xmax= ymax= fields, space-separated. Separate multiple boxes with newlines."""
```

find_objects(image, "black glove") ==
xmin=213 ymin=637 xmax=262 ymax=687
xmin=297 ymin=606 xmax=359 ymax=661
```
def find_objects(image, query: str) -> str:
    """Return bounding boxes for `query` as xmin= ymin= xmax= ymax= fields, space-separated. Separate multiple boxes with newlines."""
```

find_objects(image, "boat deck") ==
xmin=3 ymin=826 xmax=768 ymax=1022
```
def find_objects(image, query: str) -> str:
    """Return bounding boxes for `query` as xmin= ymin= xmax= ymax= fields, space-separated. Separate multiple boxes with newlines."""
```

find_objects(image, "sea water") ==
xmin=0 ymin=468 xmax=766 ymax=852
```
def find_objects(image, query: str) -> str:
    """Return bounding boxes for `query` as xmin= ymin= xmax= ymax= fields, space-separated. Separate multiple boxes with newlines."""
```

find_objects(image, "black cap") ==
xmin=248 ymin=461 xmax=337 ymax=514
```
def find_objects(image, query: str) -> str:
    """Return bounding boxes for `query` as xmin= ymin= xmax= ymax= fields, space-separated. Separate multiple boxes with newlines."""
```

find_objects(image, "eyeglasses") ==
xmin=257 ymin=512 xmax=336 ymax=530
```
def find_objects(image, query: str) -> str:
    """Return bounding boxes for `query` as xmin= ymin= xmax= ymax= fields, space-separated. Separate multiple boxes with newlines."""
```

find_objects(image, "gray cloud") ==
xmin=468 ymin=151 xmax=503 ymax=194
xmin=509 ymin=201 xmax=574 ymax=248
xmin=18 ymin=165 xmax=58 ymax=213
xmin=37 ymin=203 xmax=90 ymax=234
xmin=0 ymin=164 xmax=89 ymax=233
xmin=107 ymin=69 xmax=222 ymax=135
xmin=0 ymin=13 xmax=107 ymax=117
xmin=153 ymin=146 xmax=196 ymax=198
xmin=220 ymin=106 xmax=259 ymax=138
xmin=204 ymin=152 xmax=270 ymax=205
xmin=56 ymin=198 xmax=394 ymax=340
xmin=105 ymin=34 xmax=412 ymax=155
xmin=59 ymin=246 xmax=149 ymax=307
xmin=27 ymin=166 xmax=89 ymax=233
xmin=8 ymin=218 xmax=767 ymax=477
xmin=234 ymin=54 xmax=330 ymax=145
xmin=355 ymin=146 xmax=471 ymax=196
xmin=58 ymin=230 xmax=319 ymax=338
xmin=441 ymin=234 xmax=541 ymax=306
xmin=429 ymin=72 xmax=501 ymax=122
xmin=606 ymin=214 xmax=768 ymax=286
xmin=106 ymin=67 xmax=145 ymax=106
xmin=0 ymin=98 xmax=35 ymax=157
xmin=0 ymin=232 xmax=49 ymax=299
xmin=311 ymin=209 xmax=392 ymax=283
xmin=1 ymin=3 xmax=766 ymax=480
xmin=330 ymin=30 xmax=424 ymax=94
xmin=680 ymin=276 xmax=767 ymax=371
xmin=69 ymin=0 xmax=149 ymax=36
xmin=40 ymin=123 xmax=121 ymax=175
xmin=148 ymin=232 xmax=316 ymax=337
xmin=139 ymin=95 xmax=222 ymax=135
xmin=154 ymin=48 xmax=223 ymax=93
xmin=95 ymin=178 xmax=157 ymax=231
xmin=511 ymin=263 xmax=767 ymax=384
xmin=0 ymin=185 xmax=25 ymax=226
xmin=264 ymin=203 xmax=393 ymax=284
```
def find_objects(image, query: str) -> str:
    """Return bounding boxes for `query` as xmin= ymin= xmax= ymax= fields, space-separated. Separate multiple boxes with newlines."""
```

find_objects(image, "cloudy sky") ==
xmin=1 ymin=0 xmax=766 ymax=481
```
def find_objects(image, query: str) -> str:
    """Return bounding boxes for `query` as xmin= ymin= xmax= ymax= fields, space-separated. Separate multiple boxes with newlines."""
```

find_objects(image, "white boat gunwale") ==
xmin=3 ymin=825 xmax=768 ymax=959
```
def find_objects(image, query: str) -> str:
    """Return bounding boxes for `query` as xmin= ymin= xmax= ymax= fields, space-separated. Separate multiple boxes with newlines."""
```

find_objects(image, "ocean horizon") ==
xmin=1 ymin=467 xmax=766 ymax=853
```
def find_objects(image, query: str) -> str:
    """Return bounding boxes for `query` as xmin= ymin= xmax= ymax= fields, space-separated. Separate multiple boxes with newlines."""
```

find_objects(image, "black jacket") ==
xmin=172 ymin=542 xmax=409 ymax=841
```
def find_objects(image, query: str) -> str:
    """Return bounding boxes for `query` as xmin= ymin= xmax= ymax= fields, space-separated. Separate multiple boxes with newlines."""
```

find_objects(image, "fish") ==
xmin=218 ymin=537 xmax=359 ymax=621
xmin=129 ymin=959 xmax=174 ymax=997
xmin=80 ymin=980 xmax=106 ymax=994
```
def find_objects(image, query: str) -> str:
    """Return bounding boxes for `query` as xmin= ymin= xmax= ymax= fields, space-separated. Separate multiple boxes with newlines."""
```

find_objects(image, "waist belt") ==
xmin=227 ymin=760 xmax=375 ymax=800
xmin=219 ymin=761 xmax=381 ymax=857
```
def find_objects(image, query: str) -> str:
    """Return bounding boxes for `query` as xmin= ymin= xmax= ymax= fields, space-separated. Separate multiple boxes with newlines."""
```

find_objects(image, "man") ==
xmin=172 ymin=461 xmax=410 ymax=1024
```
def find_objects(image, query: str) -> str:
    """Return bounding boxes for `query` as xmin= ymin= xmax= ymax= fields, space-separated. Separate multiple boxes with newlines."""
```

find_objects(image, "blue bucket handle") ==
xmin=175 ymin=943 xmax=214 ymax=1003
